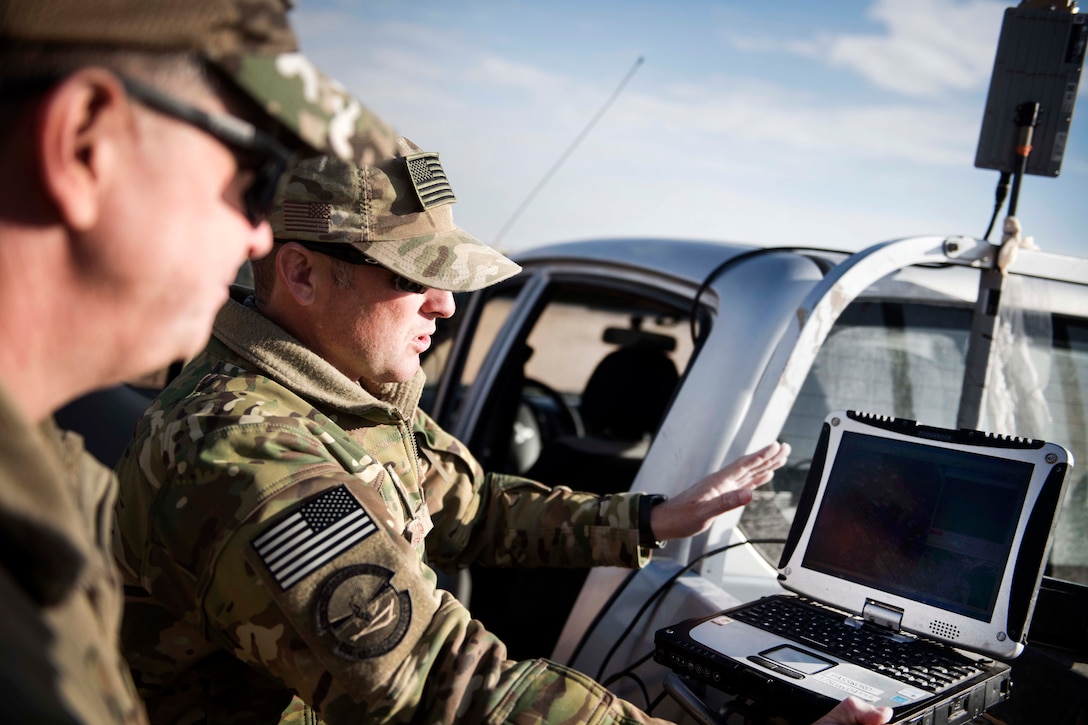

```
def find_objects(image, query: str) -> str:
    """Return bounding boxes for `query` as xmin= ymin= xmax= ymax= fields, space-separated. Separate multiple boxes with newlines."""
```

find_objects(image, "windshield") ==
xmin=741 ymin=272 xmax=1088 ymax=586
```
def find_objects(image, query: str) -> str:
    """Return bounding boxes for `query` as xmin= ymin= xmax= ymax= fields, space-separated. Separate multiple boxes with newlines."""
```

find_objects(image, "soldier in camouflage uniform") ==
xmin=113 ymin=139 xmax=890 ymax=725
xmin=0 ymin=0 xmax=412 ymax=722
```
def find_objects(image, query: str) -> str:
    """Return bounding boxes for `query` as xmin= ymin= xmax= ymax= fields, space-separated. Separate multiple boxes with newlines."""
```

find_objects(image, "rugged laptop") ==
xmin=655 ymin=410 xmax=1072 ymax=724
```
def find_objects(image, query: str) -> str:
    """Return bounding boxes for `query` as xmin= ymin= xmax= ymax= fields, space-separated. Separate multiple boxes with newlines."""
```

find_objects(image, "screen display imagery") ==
xmin=801 ymin=432 xmax=1033 ymax=620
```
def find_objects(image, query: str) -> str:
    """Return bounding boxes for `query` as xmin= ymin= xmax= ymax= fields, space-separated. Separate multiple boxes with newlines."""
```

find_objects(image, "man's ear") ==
xmin=276 ymin=243 xmax=319 ymax=306
xmin=36 ymin=69 xmax=129 ymax=231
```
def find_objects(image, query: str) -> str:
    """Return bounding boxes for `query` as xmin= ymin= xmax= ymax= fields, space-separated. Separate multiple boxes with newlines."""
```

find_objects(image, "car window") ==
xmin=1040 ymin=312 xmax=1088 ymax=584
xmin=459 ymin=279 xmax=694 ymax=479
xmin=522 ymin=291 xmax=694 ymax=404
xmin=457 ymin=277 xmax=697 ymax=659
xmin=421 ymin=287 xmax=519 ymax=420
xmin=742 ymin=275 xmax=1088 ymax=586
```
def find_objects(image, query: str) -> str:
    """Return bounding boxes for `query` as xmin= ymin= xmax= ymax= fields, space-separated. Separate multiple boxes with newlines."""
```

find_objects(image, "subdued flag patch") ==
xmin=405 ymin=152 xmax=456 ymax=209
xmin=252 ymin=485 xmax=377 ymax=590
xmin=282 ymin=200 xmax=332 ymax=234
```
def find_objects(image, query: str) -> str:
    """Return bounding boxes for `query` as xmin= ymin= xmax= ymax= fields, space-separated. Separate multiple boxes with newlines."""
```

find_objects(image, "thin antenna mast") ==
xmin=492 ymin=56 xmax=645 ymax=247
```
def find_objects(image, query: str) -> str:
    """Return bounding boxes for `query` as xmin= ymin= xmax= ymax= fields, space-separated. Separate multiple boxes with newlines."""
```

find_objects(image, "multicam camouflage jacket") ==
xmin=0 ymin=383 xmax=146 ymax=724
xmin=113 ymin=289 xmax=669 ymax=724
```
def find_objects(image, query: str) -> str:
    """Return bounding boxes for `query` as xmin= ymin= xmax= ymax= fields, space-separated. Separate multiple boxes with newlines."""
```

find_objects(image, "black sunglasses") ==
xmin=119 ymin=77 xmax=295 ymax=227
xmin=294 ymin=241 xmax=428 ymax=294
xmin=1 ymin=73 xmax=298 ymax=226
xmin=1 ymin=73 xmax=295 ymax=227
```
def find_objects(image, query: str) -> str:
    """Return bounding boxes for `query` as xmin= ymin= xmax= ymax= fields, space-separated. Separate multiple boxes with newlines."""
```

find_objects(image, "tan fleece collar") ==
xmin=211 ymin=290 xmax=425 ymax=420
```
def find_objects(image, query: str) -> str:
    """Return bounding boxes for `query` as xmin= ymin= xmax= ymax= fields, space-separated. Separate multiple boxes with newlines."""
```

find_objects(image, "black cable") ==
xmin=982 ymin=171 xmax=1011 ymax=241
xmin=984 ymin=102 xmax=1039 ymax=241
xmin=594 ymin=537 xmax=787 ymax=683
xmin=688 ymin=247 xmax=840 ymax=344
xmin=564 ymin=568 xmax=638 ymax=669
xmin=603 ymin=670 xmax=653 ymax=711
xmin=647 ymin=689 xmax=670 ymax=714
xmin=602 ymin=650 xmax=654 ymax=687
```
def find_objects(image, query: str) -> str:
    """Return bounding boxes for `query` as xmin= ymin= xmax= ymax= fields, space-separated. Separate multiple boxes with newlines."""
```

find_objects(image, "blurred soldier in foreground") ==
xmin=115 ymin=142 xmax=889 ymax=725
xmin=0 ymin=0 xmax=397 ymax=720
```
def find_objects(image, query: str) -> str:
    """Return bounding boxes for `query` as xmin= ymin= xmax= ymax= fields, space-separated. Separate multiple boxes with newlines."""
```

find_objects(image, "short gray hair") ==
xmin=250 ymin=244 xmax=356 ymax=308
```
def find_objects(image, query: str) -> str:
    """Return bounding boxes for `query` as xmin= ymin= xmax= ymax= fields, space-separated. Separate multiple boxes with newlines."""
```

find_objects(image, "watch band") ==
xmin=638 ymin=494 xmax=668 ymax=549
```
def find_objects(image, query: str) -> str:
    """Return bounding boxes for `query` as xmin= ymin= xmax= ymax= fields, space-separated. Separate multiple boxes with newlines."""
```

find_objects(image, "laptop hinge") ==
xmin=862 ymin=600 xmax=904 ymax=632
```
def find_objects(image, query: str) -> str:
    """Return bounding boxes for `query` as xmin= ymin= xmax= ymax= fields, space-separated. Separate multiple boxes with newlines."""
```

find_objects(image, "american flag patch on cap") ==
xmin=252 ymin=486 xmax=377 ymax=590
xmin=405 ymin=152 xmax=456 ymax=210
xmin=282 ymin=200 xmax=332 ymax=234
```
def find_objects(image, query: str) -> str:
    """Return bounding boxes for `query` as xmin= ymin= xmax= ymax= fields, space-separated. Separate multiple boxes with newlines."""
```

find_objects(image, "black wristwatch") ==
xmin=638 ymin=494 xmax=668 ymax=549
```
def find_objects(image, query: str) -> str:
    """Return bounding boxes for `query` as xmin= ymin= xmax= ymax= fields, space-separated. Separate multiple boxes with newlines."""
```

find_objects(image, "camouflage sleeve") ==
xmin=117 ymin=372 xmax=667 ymax=724
xmin=414 ymin=411 xmax=652 ymax=571
xmin=160 ymin=425 xmax=666 ymax=723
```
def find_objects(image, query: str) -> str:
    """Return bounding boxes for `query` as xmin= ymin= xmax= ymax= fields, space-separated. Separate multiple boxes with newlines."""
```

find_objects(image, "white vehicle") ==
xmin=413 ymin=4 xmax=1088 ymax=719
xmin=420 ymin=233 xmax=1088 ymax=724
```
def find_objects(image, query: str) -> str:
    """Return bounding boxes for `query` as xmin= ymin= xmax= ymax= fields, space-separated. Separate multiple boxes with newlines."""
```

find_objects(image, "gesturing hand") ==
xmin=649 ymin=441 xmax=791 ymax=542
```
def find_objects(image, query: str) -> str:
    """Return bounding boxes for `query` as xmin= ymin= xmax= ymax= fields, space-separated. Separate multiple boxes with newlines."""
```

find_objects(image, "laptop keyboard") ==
xmin=730 ymin=597 xmax=987 ymax=692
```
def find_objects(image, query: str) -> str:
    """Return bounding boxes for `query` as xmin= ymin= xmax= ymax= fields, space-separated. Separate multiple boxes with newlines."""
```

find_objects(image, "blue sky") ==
xmin=291 ymin=1 xmax=1086 ymax=259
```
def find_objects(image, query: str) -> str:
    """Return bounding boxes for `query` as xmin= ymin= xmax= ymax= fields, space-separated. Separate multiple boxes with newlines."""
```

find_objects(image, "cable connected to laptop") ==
xmin=592 ymin=537 xmax=788 ymax=710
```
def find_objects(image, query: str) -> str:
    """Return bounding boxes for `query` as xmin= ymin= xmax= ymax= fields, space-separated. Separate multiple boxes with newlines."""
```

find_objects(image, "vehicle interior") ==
xmin=423 ymin=278 xmax=697 ymax=659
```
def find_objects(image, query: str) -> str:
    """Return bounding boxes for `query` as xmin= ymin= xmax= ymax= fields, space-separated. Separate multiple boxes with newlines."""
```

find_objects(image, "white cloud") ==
xmin=832 ymin=0 xmax=1003 ymax=96
xmin=295 ymin=5 xmax=979 ymax=169
xmin=729 ymin=0 xmax=1005 ymax=98
xmin=558 ymin=73 xmax=980 ymax=182
xmin=290 ymin=1 xmax=1084 ymax=258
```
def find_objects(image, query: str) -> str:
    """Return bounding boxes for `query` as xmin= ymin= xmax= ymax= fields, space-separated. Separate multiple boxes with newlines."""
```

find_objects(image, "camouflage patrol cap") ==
xmin=0 ymin=0 xmax=399 ymax=165
xmin=270 ymin=138 xmax=522 ymax=293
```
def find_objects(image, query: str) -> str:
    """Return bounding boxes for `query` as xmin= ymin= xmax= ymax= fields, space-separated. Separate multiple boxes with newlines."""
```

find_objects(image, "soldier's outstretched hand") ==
xmin=649 ymin=441 xmax=790 ymax=542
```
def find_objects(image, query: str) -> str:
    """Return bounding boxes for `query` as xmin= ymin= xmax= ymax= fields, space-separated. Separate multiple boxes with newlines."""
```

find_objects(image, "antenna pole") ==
xmin=1007 ymin=101 xmax=1039 ymax=218
xmin=958 ymin=100 xmax=1040 ymax=431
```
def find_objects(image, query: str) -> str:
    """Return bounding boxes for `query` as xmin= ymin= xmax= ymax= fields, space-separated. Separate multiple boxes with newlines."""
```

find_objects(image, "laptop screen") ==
xmin=801 ymin=431 xmax=1033 ymax=621
xmin=779 ymin=411 xmax=1071 ymax=658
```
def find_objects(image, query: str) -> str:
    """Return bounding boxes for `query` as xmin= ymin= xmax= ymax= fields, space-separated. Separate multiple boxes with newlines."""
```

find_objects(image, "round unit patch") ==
xmin=315 ymin=564 xmax=411 ymax=660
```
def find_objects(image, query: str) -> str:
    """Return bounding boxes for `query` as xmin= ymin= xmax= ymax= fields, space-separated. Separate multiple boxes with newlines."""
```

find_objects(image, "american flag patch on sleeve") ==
xmin=252 ymin=486 xmax=377 ymax=590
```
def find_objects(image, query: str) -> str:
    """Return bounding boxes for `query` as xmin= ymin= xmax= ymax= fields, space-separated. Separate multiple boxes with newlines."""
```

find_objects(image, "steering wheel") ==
xmin=522 ymin=378 xmax=585 ymax=439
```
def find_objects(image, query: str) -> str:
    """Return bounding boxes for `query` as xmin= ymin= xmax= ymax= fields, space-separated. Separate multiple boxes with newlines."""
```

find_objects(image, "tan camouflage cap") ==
xmin=0 ymin=0 xmax=398 ymax=165
xmin=270 ymin=138 xmax=522 ymax=293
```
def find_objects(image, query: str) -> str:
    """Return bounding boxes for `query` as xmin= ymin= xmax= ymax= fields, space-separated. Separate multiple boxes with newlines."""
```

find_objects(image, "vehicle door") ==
xmin=421 ymin=257 xmax=703 ymax=660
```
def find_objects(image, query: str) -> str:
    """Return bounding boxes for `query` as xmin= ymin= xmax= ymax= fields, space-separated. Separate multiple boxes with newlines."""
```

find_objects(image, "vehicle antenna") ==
xmin=492 ymin=55 xmax=644 ymax=248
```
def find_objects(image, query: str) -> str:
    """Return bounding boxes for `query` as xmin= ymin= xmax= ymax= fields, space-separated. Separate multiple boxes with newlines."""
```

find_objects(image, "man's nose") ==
xmin=425 ymin=288 xmax=456 ymax=318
